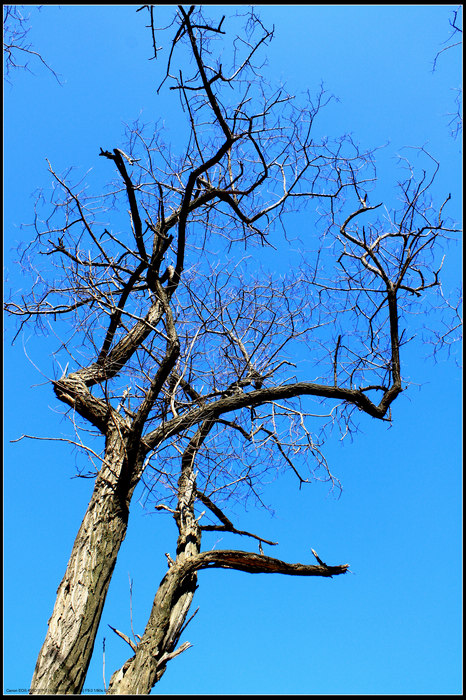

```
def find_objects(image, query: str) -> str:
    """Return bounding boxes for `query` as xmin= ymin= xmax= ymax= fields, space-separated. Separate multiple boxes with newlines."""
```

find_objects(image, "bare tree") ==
xmin=5 ymin=6 xmax=460 ymax=695
xmin=3 ymin=5 xmax=60 ymax=83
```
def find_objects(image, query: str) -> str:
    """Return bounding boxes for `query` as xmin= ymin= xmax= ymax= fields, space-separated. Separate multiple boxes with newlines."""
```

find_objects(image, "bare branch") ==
xmin=108 ymin=625 xmax=137 ymax=653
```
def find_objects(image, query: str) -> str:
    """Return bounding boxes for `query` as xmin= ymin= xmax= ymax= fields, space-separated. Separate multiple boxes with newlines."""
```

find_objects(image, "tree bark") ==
xmin=30 ymin=430 xmax=138 ymax=695
xmin=107 ymin=424 xmax=206 ymax=694
xmin=107 ymin=561 xmax=199 ymax=693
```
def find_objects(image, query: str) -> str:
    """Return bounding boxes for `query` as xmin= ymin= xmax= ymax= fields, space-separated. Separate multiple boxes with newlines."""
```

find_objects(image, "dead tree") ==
xmin=5 ymin=5 xmax=460 ymax=695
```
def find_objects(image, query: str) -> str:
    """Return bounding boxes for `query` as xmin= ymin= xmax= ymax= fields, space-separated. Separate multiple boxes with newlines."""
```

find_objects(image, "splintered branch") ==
xmin=157 ymin=641 xmax=192 ymax=668
xmin=180 ymin=549 xmax=349 ymax=579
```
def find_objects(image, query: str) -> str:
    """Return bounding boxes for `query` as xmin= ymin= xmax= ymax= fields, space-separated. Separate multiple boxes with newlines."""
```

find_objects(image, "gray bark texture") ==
xmin=30 ymin=431 xmax=137 ymax=694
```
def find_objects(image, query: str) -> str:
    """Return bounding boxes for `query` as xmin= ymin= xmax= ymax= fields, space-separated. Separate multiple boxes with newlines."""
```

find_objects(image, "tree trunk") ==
xmin=30 ymin=431 xmax=136 ymax=695
xmin=107 ymin=438 xmax=202 ymax=694
xmin=107 ymin=562 xmax=198 ymax=693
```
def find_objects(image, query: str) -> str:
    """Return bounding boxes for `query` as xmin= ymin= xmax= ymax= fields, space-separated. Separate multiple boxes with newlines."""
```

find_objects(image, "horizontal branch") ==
xmin=143 ymin=379 xmax=401 ymax=452
xmin=177 ymin=549 xmax=349 ymax=579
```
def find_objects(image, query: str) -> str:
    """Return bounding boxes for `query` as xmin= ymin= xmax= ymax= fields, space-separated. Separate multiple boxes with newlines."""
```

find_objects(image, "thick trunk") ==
xmin=30 ymin=432 xmax=135 ymax=695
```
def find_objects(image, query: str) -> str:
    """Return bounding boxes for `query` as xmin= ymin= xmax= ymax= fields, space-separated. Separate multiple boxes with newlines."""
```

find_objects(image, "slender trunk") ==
xmin=30 ymin=431 xmax=136 ymax=695
xmin=107 ymin=434 xmax=203 ymax=694
xmin=107 ymin=560 xmax=199 ymax=694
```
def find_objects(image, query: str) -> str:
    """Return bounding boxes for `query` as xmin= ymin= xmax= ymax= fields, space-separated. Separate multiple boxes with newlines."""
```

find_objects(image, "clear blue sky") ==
xmin=4 ymin=5 xmax=462 ymax=695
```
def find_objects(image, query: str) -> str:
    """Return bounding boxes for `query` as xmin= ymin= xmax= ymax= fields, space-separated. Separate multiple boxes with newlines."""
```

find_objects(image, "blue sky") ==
xmin=4 ymin=5 xmax=462 ymax=695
